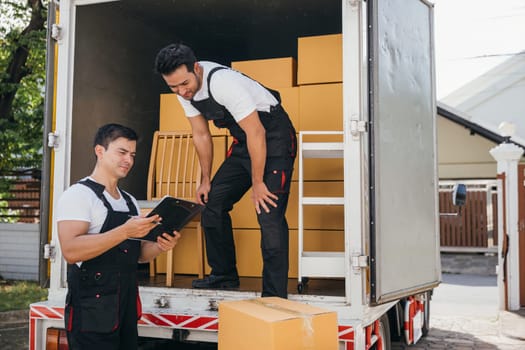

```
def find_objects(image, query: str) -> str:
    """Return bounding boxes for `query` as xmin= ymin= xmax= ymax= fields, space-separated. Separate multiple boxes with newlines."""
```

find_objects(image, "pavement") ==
xmin=391 ymin=309 xmax=525 ymax=350
xmin=0 ymin=309 xmax=29 ymax=350
xmin=392 ymin=272 xmax=525 ymax=350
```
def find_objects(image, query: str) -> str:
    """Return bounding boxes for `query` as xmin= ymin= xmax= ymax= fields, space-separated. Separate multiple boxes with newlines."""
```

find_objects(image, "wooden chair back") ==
xmin=146 ymin=130 xmax=205 ymax=283
xmin=147 ymin=131 xmax=200 ymax=201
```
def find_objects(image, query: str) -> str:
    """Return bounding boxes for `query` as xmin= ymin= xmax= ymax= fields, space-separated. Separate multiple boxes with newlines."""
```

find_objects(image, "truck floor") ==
xmin=136 ymin=267 xmax=345 ymax=297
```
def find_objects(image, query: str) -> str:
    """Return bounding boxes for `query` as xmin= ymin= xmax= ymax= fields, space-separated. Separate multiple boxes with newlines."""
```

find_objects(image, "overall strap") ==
xmin=205 ymin=66 xmax=228 ymax=103
xmin=78 ymin=179 xmax=137 ymax=215
xmin=120 ymin=190 xmax=138 ymax=216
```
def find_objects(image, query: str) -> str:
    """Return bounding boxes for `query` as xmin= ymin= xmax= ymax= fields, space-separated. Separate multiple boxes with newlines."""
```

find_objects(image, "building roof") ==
xmin=439 ymin=52 xmax=525 ymax=147
xmin=437 ymin=101 xmax=525 ymax=150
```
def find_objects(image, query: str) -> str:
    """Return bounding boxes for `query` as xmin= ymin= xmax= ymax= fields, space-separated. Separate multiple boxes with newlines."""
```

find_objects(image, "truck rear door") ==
xmin=367 ymin=0 xmax=439 ymax=304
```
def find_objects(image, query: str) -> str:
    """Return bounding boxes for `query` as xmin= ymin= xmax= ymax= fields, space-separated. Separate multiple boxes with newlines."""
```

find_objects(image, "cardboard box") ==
xmin=159 ymin=93 xmax=227 ymax=135
xmin=152 ymin=222 xmax=203 ymax=274
xmin=218 ymin=297 xmax=338 ymax=350
xmin=233 ymin=229 xmax=262 ymax=277
xmin=303 ymin=229 xmax=344 ymax=252
xmin=299 ymin=83 xmax=343 ymax=131
xmin=213 ymin=227 xmax=343 ymax=278
xmin=229 ymin=181 xmax=343 ymax=231
xmin=231 ymin=57 xmax=296 ymax=89
xmin=297 ymin=34 xmax=342 ymax=85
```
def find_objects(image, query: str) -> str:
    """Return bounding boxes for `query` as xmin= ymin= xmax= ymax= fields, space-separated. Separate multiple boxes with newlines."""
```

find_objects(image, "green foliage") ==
xmin=0 ymin=0 xmax=47 ymax=171
xmin=0 ymin=280 xmax=48 ymax=312
xmin=0 ymin=178 xmax=19 ymax=223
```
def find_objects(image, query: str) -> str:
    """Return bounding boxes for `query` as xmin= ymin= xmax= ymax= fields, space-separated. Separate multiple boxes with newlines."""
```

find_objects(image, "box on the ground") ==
xmin=218 ymin=297 xmax=338 ymax=350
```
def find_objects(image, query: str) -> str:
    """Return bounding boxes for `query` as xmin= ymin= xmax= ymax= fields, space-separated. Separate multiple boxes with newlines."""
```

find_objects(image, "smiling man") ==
xmin=56 ymin=123 xmax=181 ymax=349
xmin=154 ymin=43 xmax=297 ymax=298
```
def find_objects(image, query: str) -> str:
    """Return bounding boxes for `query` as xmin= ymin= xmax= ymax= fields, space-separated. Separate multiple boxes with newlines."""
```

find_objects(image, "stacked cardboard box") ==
xmin=231 ymin=57 xmax=300 ymax=133
xmin=157 ymin=33 xmax=345 ymax=278
xmin=159 ymin=93 xmax=227 ymax=135
xmin=297 ymin=33 xmax=342 ymax=85
xmin=296 ymin=34 xmax=344 ymax=270
xmin=231 ymin=57 xmax=296 ymax=89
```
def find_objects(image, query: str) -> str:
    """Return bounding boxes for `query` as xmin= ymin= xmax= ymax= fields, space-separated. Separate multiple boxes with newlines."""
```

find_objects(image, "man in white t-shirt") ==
xmin=154 ymin=44 xmax=297 ymax=298
xmin=56 ymin=123 xmax=180 ymax=349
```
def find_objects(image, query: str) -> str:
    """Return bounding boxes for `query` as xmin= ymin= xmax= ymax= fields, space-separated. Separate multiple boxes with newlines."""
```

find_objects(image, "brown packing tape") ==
xmin=246 ymin=299 xmax=315 ymax=348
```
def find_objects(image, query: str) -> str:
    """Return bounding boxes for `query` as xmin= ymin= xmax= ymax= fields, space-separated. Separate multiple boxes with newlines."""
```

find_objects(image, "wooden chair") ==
xmin=146 ymin=131 xmax=205 ymax=286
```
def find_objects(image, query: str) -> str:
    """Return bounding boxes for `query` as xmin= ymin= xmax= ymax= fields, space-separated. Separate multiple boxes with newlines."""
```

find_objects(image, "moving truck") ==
xmin=31 ymin=0 xmax=455 ymax=349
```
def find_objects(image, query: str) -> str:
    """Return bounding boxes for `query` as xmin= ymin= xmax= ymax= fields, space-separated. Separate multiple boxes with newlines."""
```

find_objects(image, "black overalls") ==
xmin=192 ymin=67 xmax=297 ymax=298
xmin=64 ymin=179 xmax=142 ymax=350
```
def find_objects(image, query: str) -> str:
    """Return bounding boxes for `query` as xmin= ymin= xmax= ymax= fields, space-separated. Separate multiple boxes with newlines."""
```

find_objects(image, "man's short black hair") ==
xmin=93 ymin=123 xmax=138 ymax=149
xmin=154 ymin=43 xmax=197 ymax=75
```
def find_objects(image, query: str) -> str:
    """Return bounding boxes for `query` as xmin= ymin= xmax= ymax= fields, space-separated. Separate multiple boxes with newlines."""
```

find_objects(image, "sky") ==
xmin=433 ymin=0 xmax=525 ymax=99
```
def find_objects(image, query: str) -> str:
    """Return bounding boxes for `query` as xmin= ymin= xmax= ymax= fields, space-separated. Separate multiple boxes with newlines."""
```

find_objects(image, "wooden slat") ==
xmin=145 ymin=131 xmax=204 ymax=283
xmin=439 ymin=189 xmax=491 ymax=248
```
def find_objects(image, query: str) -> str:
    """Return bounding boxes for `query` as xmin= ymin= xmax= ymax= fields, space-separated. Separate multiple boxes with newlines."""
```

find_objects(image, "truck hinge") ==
xmin=51 ymin=23 xmax=63 ymax=42
xmin=351 ymin=254 xmax=369 ymax=273
xmin=350 ymin=118 xmax=367 ymax=140
xmin=48 ymin=131 xmax=60 ymax=149
xmin=44 ymin=243 xmax=56 ymax=261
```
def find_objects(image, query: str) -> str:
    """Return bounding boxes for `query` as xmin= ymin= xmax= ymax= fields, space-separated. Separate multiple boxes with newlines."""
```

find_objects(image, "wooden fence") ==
xmin=439 ymin=181 xmax=498 ymax=251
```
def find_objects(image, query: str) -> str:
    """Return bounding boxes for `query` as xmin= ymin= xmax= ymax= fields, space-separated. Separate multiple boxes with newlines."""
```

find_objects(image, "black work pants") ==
xmin=201 ymin=155 xmax=294 ymax=298
xmin=65 ymin=270 xmax=139 ymax=350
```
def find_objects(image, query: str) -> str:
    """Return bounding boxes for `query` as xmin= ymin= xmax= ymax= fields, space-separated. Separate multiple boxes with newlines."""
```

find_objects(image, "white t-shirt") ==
xmin=56 ymin=177 xmax=140 ymax=235
xmin=177 ymin=61 xmax=279 ymax=123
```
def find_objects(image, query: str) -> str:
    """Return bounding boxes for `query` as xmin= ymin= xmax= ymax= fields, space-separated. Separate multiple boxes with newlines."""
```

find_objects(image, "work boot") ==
xmin=192 ymin=274 xmax=240 ymax=289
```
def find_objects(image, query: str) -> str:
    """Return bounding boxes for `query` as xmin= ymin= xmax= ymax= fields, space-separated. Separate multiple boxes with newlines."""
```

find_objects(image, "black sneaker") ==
xmin=192 ymin=275 xmax=240 ymax=289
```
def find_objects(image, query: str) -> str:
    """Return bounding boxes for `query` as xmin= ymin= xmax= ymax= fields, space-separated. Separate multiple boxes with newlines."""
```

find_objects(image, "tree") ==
xmin=0 ymin=0 xmax=47 ymax=172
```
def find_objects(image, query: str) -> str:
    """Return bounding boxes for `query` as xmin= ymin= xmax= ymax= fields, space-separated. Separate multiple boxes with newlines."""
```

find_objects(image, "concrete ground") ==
xmin=0 ymin=309 xmax=29 ymax=350
xmin=392 ymin=273 xmax=525 ymax=350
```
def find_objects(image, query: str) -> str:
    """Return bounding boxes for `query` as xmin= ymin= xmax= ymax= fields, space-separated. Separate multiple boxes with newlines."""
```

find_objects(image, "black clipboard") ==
xmin=139 ymin=196 xmax=204 ymax=242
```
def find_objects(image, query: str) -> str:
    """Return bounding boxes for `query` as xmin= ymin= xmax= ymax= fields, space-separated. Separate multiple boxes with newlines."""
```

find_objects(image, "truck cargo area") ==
xmin=69 ymin=0 xmax=341 ymax=197
xmin=67 ymin=0 xmax=347 ymax=299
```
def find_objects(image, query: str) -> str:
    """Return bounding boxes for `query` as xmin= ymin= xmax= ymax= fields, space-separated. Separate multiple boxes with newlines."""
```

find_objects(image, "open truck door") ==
xmin=367 ymin=0 xmax=439 ymax=305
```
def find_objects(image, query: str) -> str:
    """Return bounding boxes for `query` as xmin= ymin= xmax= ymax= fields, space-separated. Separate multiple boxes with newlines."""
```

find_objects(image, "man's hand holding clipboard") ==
xmin=135 ymin=196 xmax=204 ymax=242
